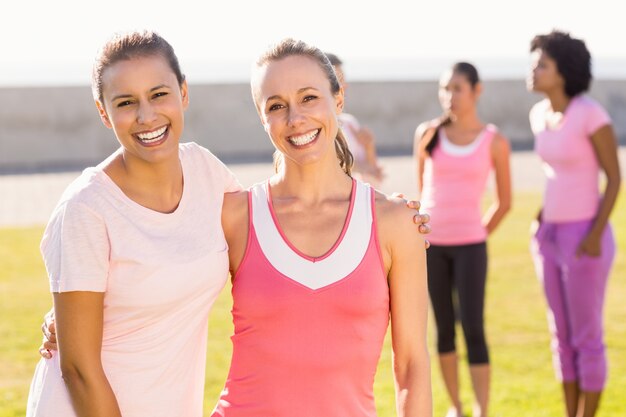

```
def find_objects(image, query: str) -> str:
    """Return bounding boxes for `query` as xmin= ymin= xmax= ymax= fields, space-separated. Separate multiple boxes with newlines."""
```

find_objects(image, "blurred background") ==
xmin=1 ymin=0 xmax=625 ymax=174
xmin=1 ymin=1 xmax=625 ymax=416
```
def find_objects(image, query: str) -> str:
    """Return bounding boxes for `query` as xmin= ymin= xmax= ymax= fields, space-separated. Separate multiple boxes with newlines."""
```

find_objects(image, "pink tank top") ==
xmin=212 ymin=180 xmax=390 ymax=417
xmin=421 ymin=124 xmax=496 ymax=245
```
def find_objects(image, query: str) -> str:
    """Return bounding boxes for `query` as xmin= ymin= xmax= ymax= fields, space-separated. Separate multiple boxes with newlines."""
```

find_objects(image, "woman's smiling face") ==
xmin=254 ymin=54 xmax=344 ymax=169
xmin=97 ymin=54 xmax=189 ymax=165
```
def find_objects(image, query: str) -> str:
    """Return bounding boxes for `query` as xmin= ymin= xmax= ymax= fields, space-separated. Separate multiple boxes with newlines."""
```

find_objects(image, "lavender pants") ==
xmin=531 ymin=219 xmax=615 ymax=391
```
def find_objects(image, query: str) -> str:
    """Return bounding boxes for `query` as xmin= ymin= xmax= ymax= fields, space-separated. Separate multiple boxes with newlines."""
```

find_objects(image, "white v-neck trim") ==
xmin=250 ymin=181 xmax=372 ymax=290
xmin=440 ymin=128 xmax=486 ymax=157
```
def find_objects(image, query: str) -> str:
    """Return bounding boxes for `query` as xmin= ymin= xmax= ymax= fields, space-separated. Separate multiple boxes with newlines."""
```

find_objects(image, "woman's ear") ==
xmin=180 ymin=80 xmax=190 ymax=110
xmin=95 ymin=100 xmax=113 ymax=129
xmin=335 ymin=87 xmax=345 ymax=114
xmin=474 ymin=82 xmax=483 ymax=99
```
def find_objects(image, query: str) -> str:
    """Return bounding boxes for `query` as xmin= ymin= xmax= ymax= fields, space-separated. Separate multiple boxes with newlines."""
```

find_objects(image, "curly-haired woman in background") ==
xmin=528 ymin=30 xmax=621 ymax=417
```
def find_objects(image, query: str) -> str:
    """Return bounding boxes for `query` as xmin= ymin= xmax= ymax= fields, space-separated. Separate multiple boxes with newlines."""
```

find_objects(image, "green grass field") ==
xmin=1 ymin=191 xmax=624 ymax=417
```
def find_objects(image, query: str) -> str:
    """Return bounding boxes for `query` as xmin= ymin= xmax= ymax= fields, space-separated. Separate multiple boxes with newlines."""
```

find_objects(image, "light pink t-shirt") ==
xmin=420 ymin=125 xmax=496 ymax=245
xmin=530 ymin=95 xmax=611 ymax=222
xmin=26 ymin=142 xmax=241 ymax=417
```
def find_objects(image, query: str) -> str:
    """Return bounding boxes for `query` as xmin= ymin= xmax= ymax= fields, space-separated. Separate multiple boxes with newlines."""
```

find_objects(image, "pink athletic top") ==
xmin=420 ymin=124 xmax=497 ymax=245
xmin=530 ymin=95 xmax=611 ymax=222
xmin=212 ymin=180 xmax=390 ymax=417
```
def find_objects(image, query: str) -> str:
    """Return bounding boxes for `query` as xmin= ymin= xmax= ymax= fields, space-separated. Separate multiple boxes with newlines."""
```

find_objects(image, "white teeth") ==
xmin=137 ymin=126 xmax=167 ymax=143
xmin=289 ymin=129 xmax=319 ymax=146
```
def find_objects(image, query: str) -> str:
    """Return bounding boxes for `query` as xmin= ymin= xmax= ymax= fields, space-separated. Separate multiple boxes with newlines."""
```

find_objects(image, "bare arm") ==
xmin=483 ymin=132 xmax=512 ymax=234
xmin=577 ymin=124 xmax=621 ymax=257
xmin=379 ymin=196 xmax=432 ymax=416
xmin=221 ymin=191 xmax=250 ymax=275
xmin=413 ymin=123 xmax=430 ymax=195
xmin=355 ymin=126 xmax=378 ymax=164
xmin=54 ymin=291 xmax=122 ymax=417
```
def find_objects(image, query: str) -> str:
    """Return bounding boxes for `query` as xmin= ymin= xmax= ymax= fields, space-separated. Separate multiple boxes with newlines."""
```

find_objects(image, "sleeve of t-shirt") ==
xmin=205 ymin=150 xmax=243 ymax=193
xmin=192 ymin=143 xmax=244 ymax=193
xmin=40 ymin=200 xmax=110 ymax=293
xmin=585 ymin=101 xmax=612 ymax=136
xmin=219 ymin=161 xmax=243 ymax=193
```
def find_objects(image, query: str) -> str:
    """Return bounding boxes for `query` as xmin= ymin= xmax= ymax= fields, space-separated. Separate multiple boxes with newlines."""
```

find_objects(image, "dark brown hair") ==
xmin=92 ymin=30 xmax=185 ymax=103
xmin=423 ymin=62 xmax=481 ymax=155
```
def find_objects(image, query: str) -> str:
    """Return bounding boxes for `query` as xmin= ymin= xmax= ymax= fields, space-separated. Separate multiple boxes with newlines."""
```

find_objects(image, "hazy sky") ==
xmin=3 ymin=0 xmax=623 ymax=85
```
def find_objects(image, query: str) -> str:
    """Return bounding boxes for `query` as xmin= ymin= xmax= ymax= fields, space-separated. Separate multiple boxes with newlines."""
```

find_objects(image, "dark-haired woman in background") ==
xmin=414 ymin=63 xmax=511 ymax=417
xmin=528 ymin=30 xmax=621 ymax=417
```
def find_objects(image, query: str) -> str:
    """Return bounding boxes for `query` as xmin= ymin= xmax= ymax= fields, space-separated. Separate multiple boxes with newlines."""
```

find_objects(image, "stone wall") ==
xmin=1 ymin=80 xmax=624 ymax=172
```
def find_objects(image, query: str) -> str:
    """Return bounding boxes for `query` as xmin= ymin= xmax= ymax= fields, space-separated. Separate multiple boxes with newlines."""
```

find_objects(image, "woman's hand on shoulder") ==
xmin=388 ymin=192 xmax=431 ymax=245
xmin=384 ymin=192 xmax=428 ymax=249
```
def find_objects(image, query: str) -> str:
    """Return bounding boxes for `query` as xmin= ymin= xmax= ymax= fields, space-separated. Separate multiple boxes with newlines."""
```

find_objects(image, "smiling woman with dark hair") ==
xmin=26 ymin=30 xmax=244 ymax=417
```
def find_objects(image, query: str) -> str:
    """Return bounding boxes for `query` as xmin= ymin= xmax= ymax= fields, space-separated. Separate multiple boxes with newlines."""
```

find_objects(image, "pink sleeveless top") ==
xmin=212 ymin=179 xmax=390 ymax=417
xmin=421 ymin=124 xmax=496 ymax=245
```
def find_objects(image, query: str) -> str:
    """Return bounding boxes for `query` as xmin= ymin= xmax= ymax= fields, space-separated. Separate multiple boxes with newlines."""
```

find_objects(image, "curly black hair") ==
xmin=530 ymin=30 xmax=592 ymax=97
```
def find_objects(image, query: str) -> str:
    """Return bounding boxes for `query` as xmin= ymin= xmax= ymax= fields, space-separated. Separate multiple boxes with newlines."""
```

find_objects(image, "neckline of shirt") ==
xmin=439 ymin=126 xmax=487 ymax=157
xmin=541 ymin=95 xmax=581 ymax=132
xmin=95 ymin=149 xmax=190 ymax=221
xmin=265 ymin=178 xmax=357 ymax=263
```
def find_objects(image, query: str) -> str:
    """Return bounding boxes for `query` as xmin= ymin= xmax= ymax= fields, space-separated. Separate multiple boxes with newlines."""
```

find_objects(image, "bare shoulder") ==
xmin=222 ymin=190 xmax=250 ymax=269
xmin=415 ymin=119 xmax=439 ymax=140
xmin=374 ymin=190 xmax=425 ymax=245
xmin=374 ymin=189 xmax=408 ymax=217
xmin=223 ymin=190 xmax=248 ymax=210
xmin=490 ymin=130 xmax=511 ymax=155
xmin=222 ymin=190 xmax=249 ymax=227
